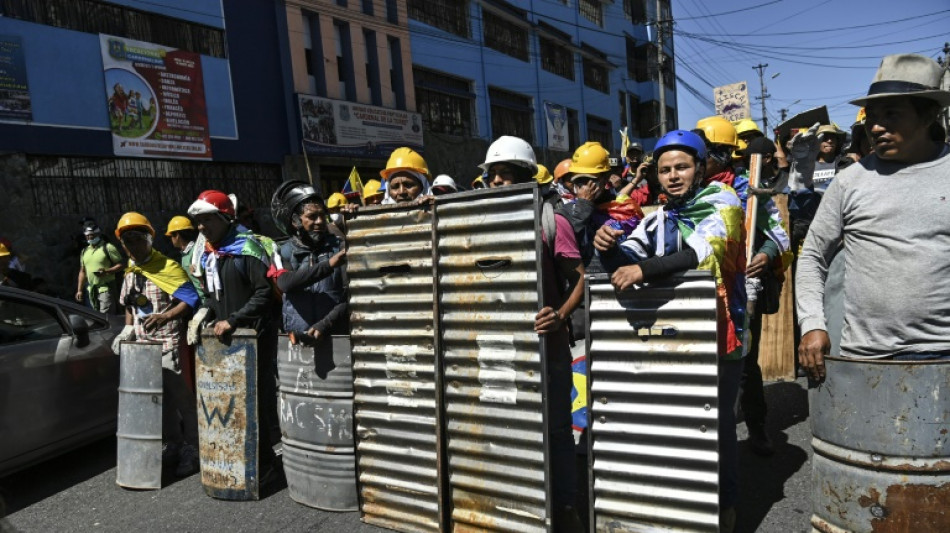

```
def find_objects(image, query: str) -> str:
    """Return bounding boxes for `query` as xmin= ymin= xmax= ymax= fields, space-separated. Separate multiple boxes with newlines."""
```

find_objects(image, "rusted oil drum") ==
xmin=116 ymin=341 xmax=163 ymax=490
xmin=278 ymin=334 xmax=357 ymax=511
xmin=810 ymin=356 xmax=950 ymax=533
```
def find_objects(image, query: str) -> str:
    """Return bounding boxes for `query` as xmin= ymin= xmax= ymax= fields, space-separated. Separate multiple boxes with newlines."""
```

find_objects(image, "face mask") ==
xmin=89 ymin=236 xmax=101 ymax=245
xmin=329 ymin=213 xmax=342 ymax=224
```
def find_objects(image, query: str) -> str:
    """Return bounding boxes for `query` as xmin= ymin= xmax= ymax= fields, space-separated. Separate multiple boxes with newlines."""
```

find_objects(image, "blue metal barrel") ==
xmin=810 ymin=357 xmax=950 ymax=532
xmin=278 ymin=334 xmax=357 ymax=511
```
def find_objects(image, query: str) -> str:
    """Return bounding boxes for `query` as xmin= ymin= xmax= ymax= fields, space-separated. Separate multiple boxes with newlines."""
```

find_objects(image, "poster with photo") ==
xmin=299 ymin=94 xmax=423 ymax=158
xmin=100 ymin=34 xmax=212 ymax=160
xmin=0 ymin=35 xmax=32 ymax=121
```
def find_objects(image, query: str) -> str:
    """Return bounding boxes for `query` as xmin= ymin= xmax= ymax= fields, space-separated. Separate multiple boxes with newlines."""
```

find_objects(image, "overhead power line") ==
xmin=681 ymin=8 xmax=950 ymax=37
xmin=673 ymin=0 xmax=782 ymax=21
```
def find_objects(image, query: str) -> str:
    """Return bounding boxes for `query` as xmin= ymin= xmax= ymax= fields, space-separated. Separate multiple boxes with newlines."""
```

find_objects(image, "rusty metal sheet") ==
xmin=116 ymin=341 xmax=163 ymax=490
xmin=435 ymin=183 xmax=552 ymax=532
xmin=196 ymin=329 xmax=259 ymax=501
xmin=346 ymin=203 xmax=444 ymax=532
xmin=278 ymin=334 xmax=358 ymax=511
xmin=586 ymin=272 xmax=720 ymax=532
xmin=810 ymin=356 xmax=950 ymax=532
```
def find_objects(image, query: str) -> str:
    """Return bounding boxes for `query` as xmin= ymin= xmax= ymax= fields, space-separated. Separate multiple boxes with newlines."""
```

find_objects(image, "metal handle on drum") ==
xmin=475 ymin=258 xmax=511 ymax=270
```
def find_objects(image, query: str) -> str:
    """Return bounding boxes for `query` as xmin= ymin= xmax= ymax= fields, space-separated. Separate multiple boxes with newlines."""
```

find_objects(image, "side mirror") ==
xmin=69 ymin=314 xmax=90 ymax=348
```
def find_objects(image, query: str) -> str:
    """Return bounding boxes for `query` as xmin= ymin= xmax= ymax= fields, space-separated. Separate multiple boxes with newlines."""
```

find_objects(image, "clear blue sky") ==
xmin=673 ymin=0 xmax=949 ymax=133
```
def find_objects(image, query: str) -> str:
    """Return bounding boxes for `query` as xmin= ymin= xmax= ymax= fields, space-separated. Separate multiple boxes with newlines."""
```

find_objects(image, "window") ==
xmin=336 ymin=0 xmax=347 ymax=6
xmin=666 ymin=105 xmax=677 ymax=132
xmin=0 ymin=298 xmax=65 ymax=345
xmin=407 ymin=0 xmax=469 ymax=38
xmin=629 ymin=42 xmax=657 ymax=83
xmin=660 ymin=52 xmax=674 ymax=88
xmin=623 ymin=0 xmax=647 ymax=23
xmin=586 ymin=115 xmax=612 ymax=151
xmin=0 ymin=0 xmax=226 ymax=58
xmin=414 ymin=67 xmax=474 ymax=136
xmin=567 ymin=108 xmax=579 ymax=151
xmin=619 ymin=91 xmax=627 ymax=128
xmin=386 ymin=0 xmax=399 ymax=23
xmin=333 ymin=20 xmax=356 ymax=101
xmin=489 ymin=87 xmax=533 ymax=143
xmin=628 ymin=93 xmax=639 ymax=134
xmin=583 ymin=57 xmax=609 ymax=93
xmin=578 ymin=0 xmax=603 ymax=27
xmin=388 ymin=37 xmax=406 ymax=110
xmin=637 ymin=100 xmax=660 ymax=138
xmin=362 ymin=0 xmax=373 ymax=16
xmin=302 ymin=12 xmax=327 ymax=97
xmin=540 ymin=37 xmax=574 ymax=80
xmin=483 ymin=9 xmax=528 ymax=62
xmin=364 ymin=30 xmax=382 ymax=106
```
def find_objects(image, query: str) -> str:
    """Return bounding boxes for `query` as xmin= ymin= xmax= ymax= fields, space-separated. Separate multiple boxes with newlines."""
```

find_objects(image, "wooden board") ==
xmin=759 ymin=194 xmax=796 ymax=381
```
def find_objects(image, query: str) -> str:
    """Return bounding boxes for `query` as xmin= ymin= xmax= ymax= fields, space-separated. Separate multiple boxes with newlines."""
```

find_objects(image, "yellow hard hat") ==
xmin=115 ymin=212 xmax=155 ymax=239
xmin=733 ymin=138 xmax=748 ymax=160
xmin=535 ymin=164 xmax=553 ymax=184
xmin=327 ymin=192 xmax=347 ymax=209
xmin=732 ymin=119 xmax=760 ymax=136
xmin=380 ymin=147 xmax=429 ymax=180
xmin=164 ymin=215 xmax=194 ymax=236
xmin=696 ymin=115 xmax=739 ymax=148
xmin=568 ymin=141 xmax=610 ymax=174
xmin=362 ymin=179 xmax=383 ymax=200
xmin=0 ymin=242 xmax=9 ymax=257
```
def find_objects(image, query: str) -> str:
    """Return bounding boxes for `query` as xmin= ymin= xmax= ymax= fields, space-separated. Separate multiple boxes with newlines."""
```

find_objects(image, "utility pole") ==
xmin=779 ymin=108 xmax=788 ymax=122
xmin=655 ymin=0 xmax=667 ymax=136
xmin=752 ymin=63 xmax=770 ymax=133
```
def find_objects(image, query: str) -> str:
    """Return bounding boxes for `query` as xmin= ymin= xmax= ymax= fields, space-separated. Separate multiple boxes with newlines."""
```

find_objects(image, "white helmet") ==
xmin=479 ymin=135 xmax=538 ymax=174
xmin=431 ymin=174 xmax=457 ymax=191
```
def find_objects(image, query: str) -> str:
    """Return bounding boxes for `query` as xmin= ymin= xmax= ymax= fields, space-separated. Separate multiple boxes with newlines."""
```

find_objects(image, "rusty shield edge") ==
xmin=196 ymin=329 xmax=259 ymax=501
xmin=436 ymin=183 xmax=552 ymax=532
xmin=586 ymin=272 xmax=721 ymax=532
xmin=347 ymin=203 xmax=444 ymax=532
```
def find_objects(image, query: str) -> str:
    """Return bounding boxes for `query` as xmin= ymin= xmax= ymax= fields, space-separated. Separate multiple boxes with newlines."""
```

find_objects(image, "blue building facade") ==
xmin=407 ymin=0 xmax=676 ymax=172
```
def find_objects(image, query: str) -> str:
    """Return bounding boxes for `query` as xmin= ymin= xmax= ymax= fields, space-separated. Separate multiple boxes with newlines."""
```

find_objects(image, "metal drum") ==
xmin=116 ymin=341 xmax=163 ymax=490
xmin=810 ymin=357 xmax=950 ymax=532
xmin=278 ymin=334 xmax=358 ymax=511
xmin=196 ymin=329 xmax=259 ymax=501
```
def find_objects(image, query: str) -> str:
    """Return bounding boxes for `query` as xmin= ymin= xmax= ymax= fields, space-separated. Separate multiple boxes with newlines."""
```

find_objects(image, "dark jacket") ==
xmin=204 ymin=253 xmax=276 ymax=333
xmin=277 ymin=232 xmax=347 ymax=335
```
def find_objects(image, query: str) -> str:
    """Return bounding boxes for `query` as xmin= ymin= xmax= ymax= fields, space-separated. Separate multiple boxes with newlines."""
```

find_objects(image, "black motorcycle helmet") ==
xmin=271 ymin=180 xmax=324 ymax=237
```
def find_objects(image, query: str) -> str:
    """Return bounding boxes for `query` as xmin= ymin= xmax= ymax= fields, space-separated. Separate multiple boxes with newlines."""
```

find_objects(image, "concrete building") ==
xmin=0 ymin=0 xmax=292 ymax=294
xmin=406 ymin=0 xmax=677 ymax=185
xmin=281 ymin=0 xmax=420 ymax=193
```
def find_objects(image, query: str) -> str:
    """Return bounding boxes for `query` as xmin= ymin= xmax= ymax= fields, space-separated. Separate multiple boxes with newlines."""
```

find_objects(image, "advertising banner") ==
xmin=100 ymin=34 xmax=212 ymax=160
xmin=0 ymin=35 xmax=32 ymax=121
xmin=714 ymin=81 xmax=751 ymax=122
xmin=544 ymin=101 xmax=569 ymax=151
xmin=299 ymin=94 xmax=423 ymax=158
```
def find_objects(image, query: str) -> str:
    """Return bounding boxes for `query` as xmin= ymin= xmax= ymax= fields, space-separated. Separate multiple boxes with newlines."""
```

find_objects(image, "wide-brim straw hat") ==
xmin=851 ymin=54 xmax=950 ymax=107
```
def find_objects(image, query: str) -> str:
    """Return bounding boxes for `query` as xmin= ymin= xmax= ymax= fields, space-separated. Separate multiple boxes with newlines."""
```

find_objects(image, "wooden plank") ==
xmin=759 ymin=194 xmax=796 ymax=381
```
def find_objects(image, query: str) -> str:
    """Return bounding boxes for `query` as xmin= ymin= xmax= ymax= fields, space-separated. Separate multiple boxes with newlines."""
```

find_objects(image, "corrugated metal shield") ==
xmin=116 ymin=341 xmax=163 ymax=490
xmin=346 ymin=203 xmax=445 ymax=532
xmin=586 ymin=272 xmax=720 ymax=532
xmin=196 ymin=329 xmax=259 ymax=501
xmin=435 ymin=184 xmax=552 ymax=532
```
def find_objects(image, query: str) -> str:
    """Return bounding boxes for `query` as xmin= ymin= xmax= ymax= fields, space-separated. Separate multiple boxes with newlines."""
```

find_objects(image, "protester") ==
xmin=552 ymin=158 xmax=574 ymax=201
xmin=380 ymin=147 xmax=430 ymax=204
xmin=0 ymin=242 xmax=32 ymax=290
xmin=470 ymin=174 xmax=487 ymax=189
xmin=534 ymin=164 xmax=553 ymax=185
xmin=797 ymin=53 xmax=950 ymax=381
xmin=76 ymin=221 xmax=124 ymax=313
xmin=187 ymin=190 xmax=283 ymax=483
xmin=361 ymin=179 xmax=384 ymax=205
xmin=111 ymin=212 xmax=201 ymax=477
xmin=594 ymin=129 xmax=745 ymax=532
xmin=165 ymin=216 xmax=206 ymax=304
xmin=430 ymin=174 xmax=458 ymax=196
xmin=269 ymin=182 xmax=347 ymax=344
xmin=480 ymin=135 xmax=586 ymax=531
xmin=845 ymin=107 xmax=872 ymax=162
xmin=0 ymin=238 xmax=24 ymax=272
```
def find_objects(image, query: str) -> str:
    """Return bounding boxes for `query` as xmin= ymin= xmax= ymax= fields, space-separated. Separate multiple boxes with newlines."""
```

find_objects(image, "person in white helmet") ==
xmin=479 ymin=135 xmax=585 ymax=530
xmin=430 ymin=174 xmax=457 ymax=196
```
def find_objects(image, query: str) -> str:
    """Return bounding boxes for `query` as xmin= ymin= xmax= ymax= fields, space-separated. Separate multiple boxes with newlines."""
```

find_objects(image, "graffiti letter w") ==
xmin=200 ymin=394 xmax=236 ymax=427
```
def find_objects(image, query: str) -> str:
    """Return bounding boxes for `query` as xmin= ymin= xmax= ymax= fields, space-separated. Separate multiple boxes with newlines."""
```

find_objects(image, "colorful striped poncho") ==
xmin=125 ymin=251 xmax=200 ymax=309
xmin=199 ymin=225 xmax=281 ymax=296
xmin=617 ymin=182 xmax=747 ymax=359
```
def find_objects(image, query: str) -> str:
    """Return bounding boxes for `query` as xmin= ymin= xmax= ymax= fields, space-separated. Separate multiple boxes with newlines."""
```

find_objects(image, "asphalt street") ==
xmin=1 ymin=378 xmax=815 ymax=533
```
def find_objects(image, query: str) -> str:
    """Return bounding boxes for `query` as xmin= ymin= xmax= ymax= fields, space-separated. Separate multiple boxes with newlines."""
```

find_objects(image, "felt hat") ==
xmin=850 ymin=54 xmax=950 ymax=107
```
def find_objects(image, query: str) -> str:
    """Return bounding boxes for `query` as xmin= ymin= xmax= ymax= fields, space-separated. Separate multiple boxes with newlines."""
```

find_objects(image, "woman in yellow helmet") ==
xmin=380 ymin=147 xmax=430 ymax=204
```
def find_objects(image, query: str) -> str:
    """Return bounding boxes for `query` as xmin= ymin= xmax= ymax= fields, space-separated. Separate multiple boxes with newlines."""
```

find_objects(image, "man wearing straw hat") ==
xmin=797 ymin=54 xmax=950 ymax=381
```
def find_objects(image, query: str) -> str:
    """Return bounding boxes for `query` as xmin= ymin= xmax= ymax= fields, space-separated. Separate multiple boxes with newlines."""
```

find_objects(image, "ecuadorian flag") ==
xmin=571 ymin=355 xmax=587 ymax=432
xmin=341 ymin=166 xmax=363 ymax=199
xmin=127 ymin=251 xmax=201 ymax=308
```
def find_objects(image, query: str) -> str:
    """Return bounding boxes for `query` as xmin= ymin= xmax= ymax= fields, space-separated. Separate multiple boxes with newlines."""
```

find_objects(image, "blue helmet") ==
xmin=653 ymin=130 xmax=707 ymax=161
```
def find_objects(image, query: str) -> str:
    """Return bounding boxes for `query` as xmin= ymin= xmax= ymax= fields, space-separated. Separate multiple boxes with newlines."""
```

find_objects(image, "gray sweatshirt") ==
xmin=796 ymin=144 xmax=950 ymax=358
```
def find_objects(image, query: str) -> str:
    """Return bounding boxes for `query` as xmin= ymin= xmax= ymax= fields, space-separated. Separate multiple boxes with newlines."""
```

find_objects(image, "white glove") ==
xmin=787 ymin=122 xmax=820 ymax=191
xmin=111 ymin=325 xmax=135 ymax=355
xmin=187 ymin=307 xmax=210 ymax=345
